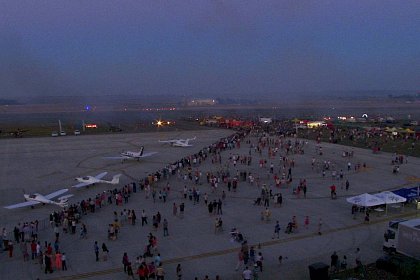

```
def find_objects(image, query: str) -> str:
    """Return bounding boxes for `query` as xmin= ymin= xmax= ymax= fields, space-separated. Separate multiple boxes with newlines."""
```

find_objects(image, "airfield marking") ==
xmin=45 ymin=211 xmax=417 ymax=280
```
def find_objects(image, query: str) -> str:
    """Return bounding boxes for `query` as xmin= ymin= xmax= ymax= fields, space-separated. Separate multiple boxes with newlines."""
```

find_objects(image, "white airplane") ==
xmin=72 ymin=172 xmax=122 ymax=188
xmin=4 ymin=189 xmax=73 ymax=209
xmin=158 ymin=136 xmax=196 ymax=147
xmin=105 ymin=146 xmax=157 ymax=162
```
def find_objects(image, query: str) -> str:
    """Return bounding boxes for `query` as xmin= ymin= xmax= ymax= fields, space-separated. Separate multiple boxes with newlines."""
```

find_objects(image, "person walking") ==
xmin=242 ymin=266 xmax=252 ymax=280
xmin=304 ymin=216 xmax=310 ymax=229
xmin=272 ymin=221 xmax=280 ymax=239
xmin=330 ymin=251 xmax=338 ymax=273
xmin=61 ymin=252 xmax=67 ymax=270
xmin=173 ymin=203 xmax=177 ymax=216
xmin=255 ymin=252 xmax=264 ymax=272
xmin=127 ymin=262 xmax=135 ymax=279
xmin=318 ymin=218 xmax=323 ymax=235
xmin=102 ymin=243 xmax=109 ymax=261
xmin=156 ymin=264 xmax=165 ymax=280
xmin=176 ymin=263 xmax=182 ymax=279
xmin=163 ymin=219 xmax=169 ymax=236
xmin=141 ymin=210 xmax=148 ymax=226
xmin=235 ymin=250 xmax=244 ymax=271
xmin=94 ymin=241 xmax=99 ymax=261
xmin=122 ymin=252 xmax=129 ymax=273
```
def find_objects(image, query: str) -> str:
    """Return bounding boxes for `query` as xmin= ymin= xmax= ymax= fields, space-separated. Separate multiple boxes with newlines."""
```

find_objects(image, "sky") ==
xmin=0 ymin=0 xmax=419 ymax=99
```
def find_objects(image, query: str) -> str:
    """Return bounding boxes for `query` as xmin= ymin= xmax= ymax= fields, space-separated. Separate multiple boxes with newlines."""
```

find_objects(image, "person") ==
xmin=176 ymin=263 xmax=182 ymax=279
xmin=242 ymin=266 xmax=252 ymax=280
xmin=304 ymin=216 xmax=309 ymax=229
xmin=122 ymin=252 xmax=129 ymax=273
xmin=62 ymin=252 xmax=67 ymax=270
xmin=173 ymin=203 xmax=177 ymax=216
xmin=8 ymin=240 xmax=13 ymax=258
xmin=364 ymin=212 xmax=370 ymax=223
xmin=215 ymin=217 xmax=223 ymax=233
xmin=44 ymin=252 xmax=53 ymax=274
xmin=330 ymin=251 xmax=338 ymax=273
xmin=355 ymin=248 xmax=362 ymax=267
xmin=94 ymin=241 xmax=99 ymax=261
xmin=141 ymin=210 xmax=148 ymax=226
xmin=156 ymin=264 xmax=165 ymax=280
xmin=255 ymin=252 xmax=263 ymax=272
xmin=318 ymin=218 xmax=323 ymax=235
xmin=272 ymin=221 xmax=280 ymax=239
xmin=137 ymin=264 xmax=148 ymax=280
xmin=154 ymin=253 xmax=161 ymax=267
xmin=55 ymin=251 xmax=62 ymax=270
xmin=235 ymin=250 xmax=244 ymax=271
xmin=340 ymin=255 xmax=347 ymax=271
xmin=163 ymin=219 xmax=169 ymax=236
xmin=126 ymin=262 xmax=135 ymax=279
xmin=102 ymin=243 xmax=109 ymax=261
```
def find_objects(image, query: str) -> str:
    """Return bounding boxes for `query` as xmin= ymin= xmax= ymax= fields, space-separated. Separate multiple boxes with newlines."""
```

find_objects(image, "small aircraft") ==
xmin=72 ymin=172 xmax=122 ymax=188
xmin=158 ymin=137 xmax=196 ymax=147
xmin=4 ymin=189 xmax=73 ymax=209
xmin=105 ymin=146 xmax=157 ymax=162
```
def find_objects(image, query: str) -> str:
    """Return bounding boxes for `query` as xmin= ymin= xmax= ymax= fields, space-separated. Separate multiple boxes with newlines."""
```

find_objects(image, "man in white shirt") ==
xmin=242 ymin=266 xmax=252 ymax=280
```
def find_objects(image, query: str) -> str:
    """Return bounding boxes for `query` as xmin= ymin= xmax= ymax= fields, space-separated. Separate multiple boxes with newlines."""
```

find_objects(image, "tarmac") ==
xmin=0 ymin=128 xmax=419 ymax=280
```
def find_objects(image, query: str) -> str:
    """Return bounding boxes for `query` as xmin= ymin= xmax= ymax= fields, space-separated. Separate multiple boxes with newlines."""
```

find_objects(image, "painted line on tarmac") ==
xmin=45 ymin=211 xmax=418 ymax=280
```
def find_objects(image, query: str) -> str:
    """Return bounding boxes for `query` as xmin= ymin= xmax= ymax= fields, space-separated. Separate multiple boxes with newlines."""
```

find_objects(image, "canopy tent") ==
xmin=374 ymin=191 xmax=407 ymax=214
xmin=346 ymin=193 xmax=385 ymax=207
xmin=392 ymin=186 xmax=420 ymax=202
xmin=374 ymin=191 xmax=407 ymax=204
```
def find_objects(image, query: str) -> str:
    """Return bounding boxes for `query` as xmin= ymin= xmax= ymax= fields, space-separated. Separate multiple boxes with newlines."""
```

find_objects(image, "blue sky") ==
xmin=0 ymin=0 xmax=419 ymax=98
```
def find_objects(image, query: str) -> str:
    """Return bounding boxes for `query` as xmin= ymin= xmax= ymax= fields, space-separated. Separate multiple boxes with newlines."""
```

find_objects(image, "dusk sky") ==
xmin=0 ymin=1 xmax=419 ymax=99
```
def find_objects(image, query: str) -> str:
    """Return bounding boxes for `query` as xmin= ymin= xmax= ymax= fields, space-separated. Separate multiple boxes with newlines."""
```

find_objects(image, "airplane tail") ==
xmin=111 ymin=174 xmax=122 ymax=184
xmin=185 ymin=136 xmax=196 ymax=145
xmin=56 ymin=194 xmax=73 ymax=207
xmin=139 ymin=146 xmax=144 ymax=156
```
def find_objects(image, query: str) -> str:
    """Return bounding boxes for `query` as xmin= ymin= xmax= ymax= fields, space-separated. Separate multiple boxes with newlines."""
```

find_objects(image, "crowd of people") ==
xmin=3 ymin=120 xmax=402 ymax=279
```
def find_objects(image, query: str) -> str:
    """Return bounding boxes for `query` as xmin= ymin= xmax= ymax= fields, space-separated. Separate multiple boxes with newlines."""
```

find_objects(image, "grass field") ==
xmin=297 ymin=127 xmax=420 ymax=158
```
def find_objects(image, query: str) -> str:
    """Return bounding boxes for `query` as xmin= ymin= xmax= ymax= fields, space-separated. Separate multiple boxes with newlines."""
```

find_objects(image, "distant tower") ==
xmin=58 ymin=120 xmax=62 ymax=132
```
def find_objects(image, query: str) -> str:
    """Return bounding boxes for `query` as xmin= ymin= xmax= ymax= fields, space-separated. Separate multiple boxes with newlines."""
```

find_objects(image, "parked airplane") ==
xmin=105 ymin=146 xmax=157 ymax=162
xmin=72 ymin=172 xmax=122 ymax=188
xmin=158 ymin=137 xmax=196 ymax=147
xmin=4 ymin=189 xmax=73 ymax=209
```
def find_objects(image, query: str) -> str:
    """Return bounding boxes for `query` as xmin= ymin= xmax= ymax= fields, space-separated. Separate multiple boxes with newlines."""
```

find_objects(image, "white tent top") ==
xmin=374 ymin=191 xmax=406 ymax=204
xmin=346 ymin=193 xmax=385 ymax=207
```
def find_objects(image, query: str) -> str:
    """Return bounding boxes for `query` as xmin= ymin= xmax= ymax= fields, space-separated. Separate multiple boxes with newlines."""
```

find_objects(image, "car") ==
xmin=60 ymin=131 xmax=66 ymax=136
xmin=74 ymin=130 xmax=81 ymax=135
xmin=51 ymin=131 xmax=59 ymax=137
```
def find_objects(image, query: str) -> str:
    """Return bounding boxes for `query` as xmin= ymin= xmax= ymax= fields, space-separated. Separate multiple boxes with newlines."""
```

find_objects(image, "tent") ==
xmin=346 ymin=193 xmax=385 ymax=207
xmin=392 ymin=186 xmax=420 ymax=202
xmin=374 ymin=191 xmax=407 ymax=214
xmin=374 ymin=191 xmax=407 ymax=204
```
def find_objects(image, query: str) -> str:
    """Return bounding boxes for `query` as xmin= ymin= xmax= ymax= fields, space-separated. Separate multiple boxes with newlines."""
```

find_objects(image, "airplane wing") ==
xmin=140 ymin=152 xmax=158 ymax=158
xmin=71 ymin=182 xmax=91 ymax=188
xmin=159 ymin=139 xmax=177 ymax=143
xmin=94 ymin=172 xmax=108 ymax=180
xmin=4 ymin=200 xmax=40 ymax=209
xmin=45 ymin=188 xmax=69 ymax=200
xmin=103 ymin=156 xmax=131 ymax=160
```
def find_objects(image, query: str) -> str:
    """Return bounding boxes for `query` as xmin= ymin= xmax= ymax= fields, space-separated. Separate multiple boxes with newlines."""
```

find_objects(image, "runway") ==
xmin=0 ymin=129 xmax=232 ymax=226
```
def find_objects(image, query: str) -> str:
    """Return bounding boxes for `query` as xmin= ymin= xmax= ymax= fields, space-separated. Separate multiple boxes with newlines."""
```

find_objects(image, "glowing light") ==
xmin=85 ymin=124 xmax=97 ymax=128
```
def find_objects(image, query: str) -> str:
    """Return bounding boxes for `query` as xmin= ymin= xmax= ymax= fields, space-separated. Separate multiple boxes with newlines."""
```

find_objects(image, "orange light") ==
xmin=85 ymin=124 xmax=97 ymax=128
